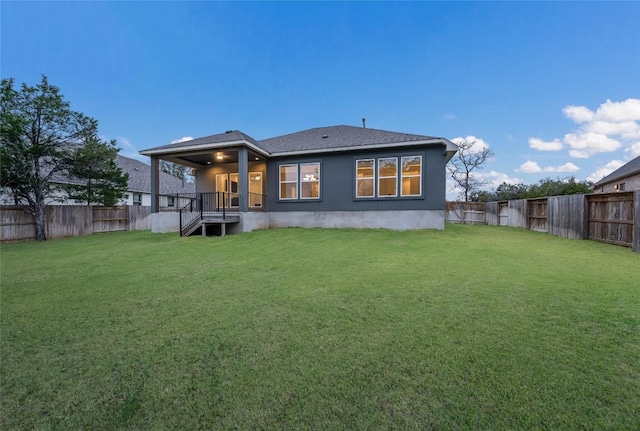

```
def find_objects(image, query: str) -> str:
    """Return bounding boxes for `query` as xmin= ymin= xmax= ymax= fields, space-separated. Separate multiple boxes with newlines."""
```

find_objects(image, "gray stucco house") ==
xmin=139 ymin=125 xmax=458 ymax=235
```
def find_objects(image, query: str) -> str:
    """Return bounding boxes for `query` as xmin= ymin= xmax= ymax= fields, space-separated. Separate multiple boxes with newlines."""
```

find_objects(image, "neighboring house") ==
xmin=593 ymin=156 xmax=640 ymax=193
xmin=0 ymin=154 xmax=195 ymax=207
xmin=115 ymin=155 xmax=195 ymax=208
xmin=139 ymin=125 xmax=458 ymax=235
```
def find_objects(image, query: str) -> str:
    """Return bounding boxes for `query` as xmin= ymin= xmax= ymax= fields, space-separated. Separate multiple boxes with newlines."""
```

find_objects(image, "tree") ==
xmin=1 ymin=76 xmax=96 ymax=240
xmin=524 ymin=177 xmax=592 ymax=198
xmin=494 ymin=182 xmax=529 ymax=201
xmin=63 ymin=135 xmax=129 ymax=206
xmin=160 ymin=160 xmax=191 ymax=182
xmin=475 ymin=177 xmax=593 ymax=202
xmin=448 ymin=138 xmax=494 ymax=201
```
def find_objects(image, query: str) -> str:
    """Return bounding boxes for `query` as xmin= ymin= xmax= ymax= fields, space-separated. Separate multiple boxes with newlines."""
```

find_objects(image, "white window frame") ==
xmin=300 ymin=162 xmax=320 ymax=200
xmin=377 ymin=157 xmax=398 ymax=197
xmin=167 ymin=196 xmax=175 ymax=207
xmin=279 ymin=164 xmax=299 ymax=200
xmin=400 ymin=155 xmax=422 ymax=197
xmin=355 ymin=159 xmax=375 ymax=198
xmin=133 ymin=193 xmax=142 ymax=206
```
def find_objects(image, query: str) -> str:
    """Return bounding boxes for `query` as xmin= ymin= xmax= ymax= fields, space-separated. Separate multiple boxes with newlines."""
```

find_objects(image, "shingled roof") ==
xmin=140 ymin=125 xmax=456 ymax=159
xmin=593 ymin=155 xmax=640 ymax=186
xmin=48 ymin=154 xmax=194 ymax=194
xmin=257 ymin=125 xmax=444 ymax=154
xmin=117 ymin=155 xmax=194 ymax=195
xmin=140 ymin=130 xmax=260 ymax=154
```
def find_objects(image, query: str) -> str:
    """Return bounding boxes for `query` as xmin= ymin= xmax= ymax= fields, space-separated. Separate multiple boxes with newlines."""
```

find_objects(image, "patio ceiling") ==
xmin=162 ymin=148 xmax=265 ymax=168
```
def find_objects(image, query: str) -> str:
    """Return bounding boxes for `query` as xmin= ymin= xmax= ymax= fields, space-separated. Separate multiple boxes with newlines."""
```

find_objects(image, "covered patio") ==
xmin=140 ymin=131 xmax=269 ymax=236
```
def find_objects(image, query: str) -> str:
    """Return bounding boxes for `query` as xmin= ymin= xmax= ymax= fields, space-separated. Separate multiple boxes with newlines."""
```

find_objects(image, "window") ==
xmin=401 ymin=156 xmax=422 ymax=196
xmin=378 ymin=157 xmax=398 ymax=197
xmin=279 ymin=163 xmax=321 ymax=200
xmin=300 ymin=163 xmax=320 ymax=199
xmin=615 ymin=182 xmax=626 ymax=191
xmin=356 ymin=159 xmax=375 ymax=197
xmin=279 ymin=164 xmax=298 ymax=200
xmin=167 ymin=196 xmax=175 ymax=207
xmin=249 ymin=172 xmax=263 ymax=207
xmin=133 ymin=193 xmax=142 ymax=206
xmin=356 ymin=155 xmax=422 ymax=199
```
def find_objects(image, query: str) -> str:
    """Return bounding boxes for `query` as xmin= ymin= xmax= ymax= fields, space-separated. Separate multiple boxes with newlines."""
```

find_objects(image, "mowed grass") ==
xmin=1 ymin=225 xmax=638 ymax=430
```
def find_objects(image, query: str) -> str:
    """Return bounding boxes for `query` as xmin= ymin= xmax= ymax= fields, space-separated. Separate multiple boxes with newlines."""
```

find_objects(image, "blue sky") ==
xmin=2 ymin=1 xmax=639 ymax=199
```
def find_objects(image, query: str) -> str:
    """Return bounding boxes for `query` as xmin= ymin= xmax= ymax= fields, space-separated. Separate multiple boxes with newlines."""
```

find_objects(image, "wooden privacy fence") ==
xmin=587 ymin=192 xmax=635 ymax=247
xmin=446 ymin=202 xmax=486 ymax=224
xmin=448 ymin=191 xmax=640 ymax=253
xmin=0 ymin=205 xmax=151 ymax=242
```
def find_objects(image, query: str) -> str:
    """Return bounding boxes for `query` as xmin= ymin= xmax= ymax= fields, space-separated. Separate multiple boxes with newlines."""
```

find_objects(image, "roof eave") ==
xmin=139 ymin=140 xmax=270 ymax=157
xmin=270 ymin=138 xmax=458 ymax=157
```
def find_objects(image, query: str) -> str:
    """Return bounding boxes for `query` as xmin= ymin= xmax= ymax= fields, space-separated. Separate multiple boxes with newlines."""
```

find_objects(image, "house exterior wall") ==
xmin=265 ymin=145 xmax=447 ymax=212
xmin=267 ymin=210 xmax=444 ymax=230
xmin=195 ymin=161 xmax=267 ymax=194
xmin=595 ymin=173 xmax=640 ymax=193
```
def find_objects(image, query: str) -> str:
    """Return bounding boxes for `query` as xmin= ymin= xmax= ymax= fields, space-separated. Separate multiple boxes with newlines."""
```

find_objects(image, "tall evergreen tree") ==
xmin=64 ymin=136 xmax=128 ymax=206
xmin=1 ymin=76 xmax=96 ymax=241
xmin=1 ymin=75 xmax=128 ymax=240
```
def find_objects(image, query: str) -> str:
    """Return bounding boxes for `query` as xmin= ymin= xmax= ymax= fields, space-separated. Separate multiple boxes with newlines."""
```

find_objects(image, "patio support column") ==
xmin=150 ymin=156 xmax=160 ymax=213
xmin=238 ymin=147 xmax=248 ymax=212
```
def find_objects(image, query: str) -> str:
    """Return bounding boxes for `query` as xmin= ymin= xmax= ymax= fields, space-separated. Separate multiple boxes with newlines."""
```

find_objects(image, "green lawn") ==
xmin=1 ymin=225 xmax=638 ymax=430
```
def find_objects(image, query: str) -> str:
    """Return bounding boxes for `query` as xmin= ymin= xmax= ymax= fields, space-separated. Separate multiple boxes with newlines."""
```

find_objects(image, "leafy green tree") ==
xmin=494 ymin=182 xmax=529 ymax=201
xmin=1 ymin=76 xmax=123 ymax=241
xmin=474 ymin=177 xmax=593 ymax=202
xmin=524 ymin=177 xmax=592 ymax=198
xmin=64 ymin=135 xmax=128 ymax=206
xmin=1 ymin=76 xmax=97 ymax=240
xmin=160 ymin=160 xmax=191 ymax=182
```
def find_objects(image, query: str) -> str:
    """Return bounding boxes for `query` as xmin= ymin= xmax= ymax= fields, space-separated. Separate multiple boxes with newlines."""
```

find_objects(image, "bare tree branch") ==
xmin=447 ymin=139 xmax=494 ymax=202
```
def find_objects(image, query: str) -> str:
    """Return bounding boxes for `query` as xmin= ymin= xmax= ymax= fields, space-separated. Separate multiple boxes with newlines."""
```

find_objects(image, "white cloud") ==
xmin=451 ymin=135 xmax=491 ymax=154
xmin=477 ymin=170 xmax=521 ymax=188
xmin=625 ymin=141 xmax=640 ymax=157
xmin=442 ymin=113 xmax=457 ymax=120
xmin=563 ymin=132 xmax=621 ymax=158
xmin=595 ymin=98 xmax=640 ymax=122
xmin=586 ymin=120 xmax=640 ymax=139
xmin=586 ymin=160 xmax=625 ymax=183
xmin=528 ymin=137 xmax=563 ymax=151
xmin=568 ymin=149 xmax=590 ymax=159
xmin=517 ymin=161 xmax=579 ymax=173
xmin=563 ymin=105 xmax=594 ymax=123
xmin=531 ymin=98 xmax=639 ymax=160
xmin=171 ymin=136 xmax=194 ymax=144
xmin=518 ymin=161 xmax=542 ymax=173
xmin=551 ymin=162 xmax=580 ymax=173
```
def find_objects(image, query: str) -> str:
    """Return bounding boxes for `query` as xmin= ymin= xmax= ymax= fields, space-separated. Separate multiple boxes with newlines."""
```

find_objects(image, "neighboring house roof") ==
xmin=117 ymin=155 xmax=195 ymax=195
xmin=50 ymin=154 xmax=195 ymax=195
xmin=593 ymin=156 xmax=640 ymax=186
xmin=140 ymin=125 xmax=457 ymax=160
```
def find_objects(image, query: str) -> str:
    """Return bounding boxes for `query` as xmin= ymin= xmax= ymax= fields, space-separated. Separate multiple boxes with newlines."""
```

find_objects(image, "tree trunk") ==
xmin=34 ymin=202 xmax=46 ymax=241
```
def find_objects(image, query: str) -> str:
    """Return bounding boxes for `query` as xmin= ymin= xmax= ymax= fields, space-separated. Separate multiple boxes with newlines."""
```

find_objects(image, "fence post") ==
xmin=633 ymin=191 xmax=640 ymax=253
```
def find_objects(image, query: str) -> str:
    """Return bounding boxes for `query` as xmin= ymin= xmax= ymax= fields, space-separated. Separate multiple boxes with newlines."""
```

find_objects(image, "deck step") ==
xmin=202 ymin=214 xmax=240 ymax=223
